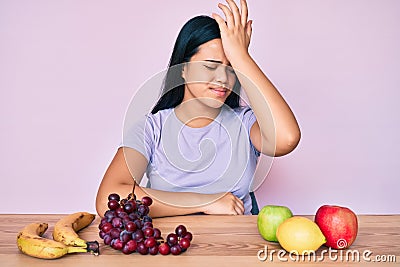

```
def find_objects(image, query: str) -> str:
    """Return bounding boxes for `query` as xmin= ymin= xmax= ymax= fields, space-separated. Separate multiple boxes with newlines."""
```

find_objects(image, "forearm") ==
xmin=231 ymin=53 xmax=301 ymax=154
xmin=96 ymin=148 xmax=245 ymax=217
xmin=96 ymin=181 xmax=219 ymax=218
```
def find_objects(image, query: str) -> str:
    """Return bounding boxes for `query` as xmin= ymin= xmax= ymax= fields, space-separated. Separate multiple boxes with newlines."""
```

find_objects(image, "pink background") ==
xmin=1 ymin=0 xmax=399 ymax=214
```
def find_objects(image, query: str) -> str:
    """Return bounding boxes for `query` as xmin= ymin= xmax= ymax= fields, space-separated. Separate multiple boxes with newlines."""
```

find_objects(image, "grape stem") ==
xmin=132 ymin=176 xmax=136 ymax=196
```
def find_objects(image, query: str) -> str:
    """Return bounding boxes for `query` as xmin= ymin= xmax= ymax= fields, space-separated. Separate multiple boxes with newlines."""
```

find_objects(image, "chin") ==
xmin=200 ymin=98 xmax=226 ymax=109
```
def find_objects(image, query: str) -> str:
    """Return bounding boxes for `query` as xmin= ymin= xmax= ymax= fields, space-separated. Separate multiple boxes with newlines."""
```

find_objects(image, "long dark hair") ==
xmin=151 ymin=15 xmax=241 ymax=114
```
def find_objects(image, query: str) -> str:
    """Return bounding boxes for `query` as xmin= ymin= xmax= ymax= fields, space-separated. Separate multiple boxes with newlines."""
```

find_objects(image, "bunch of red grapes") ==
xmin=98 ymin=192 xmax=192 ymax=255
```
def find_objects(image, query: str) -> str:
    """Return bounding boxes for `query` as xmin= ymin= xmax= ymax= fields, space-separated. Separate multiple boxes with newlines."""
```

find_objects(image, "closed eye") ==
xmin=203 ymin=64 xmax=218 ymax=70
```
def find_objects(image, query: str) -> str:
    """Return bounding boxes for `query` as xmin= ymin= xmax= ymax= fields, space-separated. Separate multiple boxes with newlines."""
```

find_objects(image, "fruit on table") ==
xmin=99 ymin=192 xmax=193 ymax=255
xmin=53 ymin=211 xmax=98 ymax=249
xmin=17 ymin=222 xmax=98 ymax=259
xmin=315 ymin=205 xmax=358 ymax=249
xmin=276 ymin=216 xmax=326 ymax=255
xmin=257 ymin=205 xmax=293 ymax=242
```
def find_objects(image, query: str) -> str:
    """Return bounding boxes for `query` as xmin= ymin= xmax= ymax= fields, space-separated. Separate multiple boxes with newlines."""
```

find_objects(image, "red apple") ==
xmin=314 ymin=205 xmax=358 ymax=249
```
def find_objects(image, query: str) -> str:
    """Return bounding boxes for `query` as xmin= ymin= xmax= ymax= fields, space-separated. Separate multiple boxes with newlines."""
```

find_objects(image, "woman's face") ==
xmin=181 ymin=38 xmax=237 ymax=109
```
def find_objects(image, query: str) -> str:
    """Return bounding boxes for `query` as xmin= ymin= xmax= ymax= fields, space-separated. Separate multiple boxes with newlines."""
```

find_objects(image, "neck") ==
xmin=175 ymin=100 xmax=222 ymax=128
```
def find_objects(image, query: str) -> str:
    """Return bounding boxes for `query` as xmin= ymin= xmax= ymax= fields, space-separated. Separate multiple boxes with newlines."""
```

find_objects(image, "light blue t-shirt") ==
xmin=122 ymin=105 xmax=260 ymax=214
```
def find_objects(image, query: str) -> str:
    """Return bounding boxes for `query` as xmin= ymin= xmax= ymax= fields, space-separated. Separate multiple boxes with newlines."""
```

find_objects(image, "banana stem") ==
xmin=86 ymin=241 xmax=100 ymax=255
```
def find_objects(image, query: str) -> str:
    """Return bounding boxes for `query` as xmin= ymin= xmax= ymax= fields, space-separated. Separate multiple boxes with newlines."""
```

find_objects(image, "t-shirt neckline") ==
xmin=172 ymin=106 xmax=226 ymax=131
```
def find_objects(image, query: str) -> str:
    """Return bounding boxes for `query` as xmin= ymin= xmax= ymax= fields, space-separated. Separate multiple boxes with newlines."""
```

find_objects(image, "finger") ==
xmin=212 ymin=13 xmax=228 ymax=32
xmin=240 ymin=0 xmax=248 ymax=26
xmin=231 ymin=195 xmax=244 ymax=214
xmin=225 ymin=0 xmax=241 ymax=26
xmin=246 ymin=20 xmax=252 ymax=39
xmin=228 ymin=207 xmax=237 ymax=215
xmin=218 ymin=3 xmax=234 ymax=29
xmin=236 ymin=200 xmax=245 ymax=215
xmin=234 ymin=203 xmax=244 ymax=215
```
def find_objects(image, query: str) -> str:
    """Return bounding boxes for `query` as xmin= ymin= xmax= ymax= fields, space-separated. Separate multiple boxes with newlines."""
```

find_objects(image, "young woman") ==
xmin=96 ymin=0 xmax=300 ymax=217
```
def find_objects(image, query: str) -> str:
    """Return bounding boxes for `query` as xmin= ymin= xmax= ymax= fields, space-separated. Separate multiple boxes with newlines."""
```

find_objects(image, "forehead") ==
xmin=191 ymin=39 xmax=229 ymax=64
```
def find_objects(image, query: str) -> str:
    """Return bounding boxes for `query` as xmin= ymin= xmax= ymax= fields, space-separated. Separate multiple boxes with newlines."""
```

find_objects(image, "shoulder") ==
xmin=125 ymin=108 xmax=173 ymax=135
xmin=224 ymin=105 xmax=256 ymax=129
xmin=144 ymin=108 xmax=174 ymax=127
xmin=233 ymin=105 xmax=252 ymax=114
xmin=230 ymin=105 xmax=254 ymax=120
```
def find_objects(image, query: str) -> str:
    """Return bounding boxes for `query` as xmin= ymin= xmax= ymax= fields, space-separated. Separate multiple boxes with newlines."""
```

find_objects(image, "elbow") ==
xmin=274 ymin=129 xmax=301 ymax=157
xmin=95 ymin=192 xmax=107 ymax=218
xmin=95 ymin=203 xmax=104 ymax=218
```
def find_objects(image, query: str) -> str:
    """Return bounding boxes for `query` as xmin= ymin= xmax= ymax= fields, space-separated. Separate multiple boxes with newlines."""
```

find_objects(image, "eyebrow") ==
xmin=204 ymin=59 xmax=231 ymax=67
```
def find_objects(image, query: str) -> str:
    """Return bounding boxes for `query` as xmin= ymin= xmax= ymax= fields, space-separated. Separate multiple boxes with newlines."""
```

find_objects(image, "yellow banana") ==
xmin=53 ymin=211 xmax=96 ymax=247
xmin=16 ymin=222 xmax=90 ymax=259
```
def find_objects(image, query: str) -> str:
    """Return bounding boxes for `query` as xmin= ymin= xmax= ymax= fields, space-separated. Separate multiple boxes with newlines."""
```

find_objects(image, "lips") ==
xmin=210 ymin=87 xmax=228 ymax=97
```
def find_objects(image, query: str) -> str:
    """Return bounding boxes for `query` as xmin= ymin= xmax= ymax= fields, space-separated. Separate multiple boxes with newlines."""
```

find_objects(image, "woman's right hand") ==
xmin=202 ymin=192 xmax=244 ymax=215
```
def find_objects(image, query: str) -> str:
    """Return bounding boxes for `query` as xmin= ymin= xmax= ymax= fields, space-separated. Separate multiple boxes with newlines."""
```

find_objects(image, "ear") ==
xmin=181 ymin=63 xmax=187 ymax=80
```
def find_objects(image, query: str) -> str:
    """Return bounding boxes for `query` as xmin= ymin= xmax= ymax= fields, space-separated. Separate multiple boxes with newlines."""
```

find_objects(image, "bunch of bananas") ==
xmin=16 ymin=212 xmax=100 ymax=259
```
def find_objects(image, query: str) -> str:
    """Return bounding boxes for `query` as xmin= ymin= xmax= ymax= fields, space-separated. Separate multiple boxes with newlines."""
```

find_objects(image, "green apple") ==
xmin=257 ymin=205 xmax=293 ymax=242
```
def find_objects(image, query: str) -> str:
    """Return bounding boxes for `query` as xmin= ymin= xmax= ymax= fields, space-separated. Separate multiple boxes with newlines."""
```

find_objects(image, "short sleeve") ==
xmin=121 ymin=115 xmax=155 ymax=162
xmin=237 ymin=106 xmax=260 ymax=157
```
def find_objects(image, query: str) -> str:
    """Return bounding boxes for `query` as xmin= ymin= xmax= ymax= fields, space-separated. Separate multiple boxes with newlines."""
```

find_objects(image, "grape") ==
xmin=137 ymin=205 xmax=149 ymax=216
xmin=120 ymin=198 xmax=127 ymax=206
xmin=123 ymin=202 xmax=135 ymax=214
xmin=104 ymin=210 xmax=116 ymax=222
xmin=122 ymin=240 xmax=137 ymax=254
xmin=141 ymin=196 xmax=153 ymax=206
xmin=183 ymin=232 xmax=193 ymax=241
xmin=166 ymin=233 xmax=178 ymax=246
xmin=108 ymin=200 xmax=119 ymax=210
xmin=149 ymin=245 xmax=159 ymax=255
xmin=100 ymin=193 xmax=193 ymax=256
xmin=108 ymin=193 xmax=120 ymax=202
xmin=110 ymin=228 xmax=121 ymax=239
xmin=142 ymin=215 xmax=152 ymax=223
xmin=144 ymin=237 xmax=156 ymax=248
xmin=129 ymin=199 xmax=137 ymax=209
xmin=153 ymin=228 xmax=161 ymax=239
xmin=115 ymin=207 xmax=125 ymax=215
xmin=128 ymin=213 xmax=138 ymax=221
xmin=126 ymin=240 xmax=137 ymax=252
xmin=158 ymin=243 xmax=170 ymax=255
xmin=99 ymin=230 xmax=106 ymax=239
xmin=99 ymin=217 xmax=108 ymax=227
xmin=122 ymin=215 xmax=131 ymax=225
xmin=143 ymin=222 xmax=153 ymax=229
xmin=179 ymin=237 xmax=191 ymax=249
xmin=170 ymin=244 xmax=182 ymax=255
xmin=175 ymin=225 xmax=187 ymax=237
xmin=111 ymin=239 xmax=124 ymax=250
xmin=120 ymin=230 xmax=132 ymax=243
xmin=117 ymin=211 xmax=128 ymax=219
xmin=122 ymin=244 xmax=132 ymax=255
xmin=136 ymin=242 xmax=148 ymax=255
xmin=125 ymin=221 xmax=137 ymax=233
xmin=134 ymin=219 xmax=143 ymax=229
xmin=143 ymin=227 xmax=154 ymax=238
xmin=101 ymin=222 xmax=113 ymax=234
xmin=112 ymin=217 xmax=123 ymax=228
xmin=132 ymin=230 xmax=144 ymax=242
xmin=103 ymin=234 xmax=112 ymax=245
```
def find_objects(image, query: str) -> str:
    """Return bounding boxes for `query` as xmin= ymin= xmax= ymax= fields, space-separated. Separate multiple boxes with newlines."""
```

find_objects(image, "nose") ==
xmin=214 ymin=65 xmax=228 ymax=85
